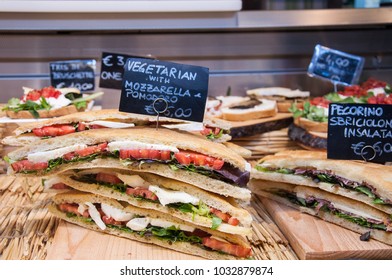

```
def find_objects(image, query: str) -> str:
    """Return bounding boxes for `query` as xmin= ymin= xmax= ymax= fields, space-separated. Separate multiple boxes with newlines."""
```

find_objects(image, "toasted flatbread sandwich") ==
xmin=43 ymin=168 xmax=252 ymax=236
xmin=251 ymin=150 xmax=392 ymax=214
xmin=2 ymin=109 xmax=232 ymax=146
xmin=48 ymin=190 xmax=253 ymax=259
xmin=6 ymin=127 xmax=251 ymax=201
xmin=249 ymin=180 xmax=392 ymax=246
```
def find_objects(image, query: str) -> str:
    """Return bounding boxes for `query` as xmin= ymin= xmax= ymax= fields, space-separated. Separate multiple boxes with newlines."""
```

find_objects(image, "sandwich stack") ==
xmin=5 ymin=117 xmax=255 ymax=260
xmin=249 ymin=150 xmax=392 ymax=246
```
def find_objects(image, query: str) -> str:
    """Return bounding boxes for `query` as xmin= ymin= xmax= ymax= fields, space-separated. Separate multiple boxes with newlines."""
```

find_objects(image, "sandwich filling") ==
xmin=8 ymin=140 xmax=250 ymax=187
xmin=268 ymin=188 xmax=392 ymax=232
xmin=27 ymin=121 xmax=136 ymax=138
xmin=256 ymin=164 xmax=392 ymax=206
xmin=55 ymin=201 xmax=252 ymax=258
xmin=48 ymin=171 xmax=242 ymax=230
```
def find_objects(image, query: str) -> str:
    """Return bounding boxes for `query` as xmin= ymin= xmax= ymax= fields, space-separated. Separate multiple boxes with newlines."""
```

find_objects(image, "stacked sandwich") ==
xmin=2 ymin=109 xmax=233 ymax=147
xmin=250 ymin=150 xmax=392 ymax=245
xmin=5 ymin=122 xmax=254 ymax=259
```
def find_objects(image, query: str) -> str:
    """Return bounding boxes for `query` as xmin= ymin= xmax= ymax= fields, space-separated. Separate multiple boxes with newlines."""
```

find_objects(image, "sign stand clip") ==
xmin=360 ymin=145 xmax=376 ymax=162
xmin=152 ymin=98 xmax=168 ymax=130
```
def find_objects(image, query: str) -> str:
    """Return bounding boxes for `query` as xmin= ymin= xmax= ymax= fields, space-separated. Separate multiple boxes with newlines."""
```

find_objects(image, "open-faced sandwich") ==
xmin=2 ymin=86 xmax=103 ymax=119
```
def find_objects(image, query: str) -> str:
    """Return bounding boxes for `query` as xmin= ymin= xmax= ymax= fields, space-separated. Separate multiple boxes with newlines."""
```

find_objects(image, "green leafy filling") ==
xmin=324 ymin=92 xmax=369 ymax=104
xmin=256 ymin=166 xmax=389 ymax=206
xmin=2 ymin=97 xmax=52 ymax=118
xmin=289 ymin=101 xmax=328 ymax=123
xmin=273 ymin=190 xmax=387 ymax=231
xmin=72 ymin=175 xmax=223 ymax=229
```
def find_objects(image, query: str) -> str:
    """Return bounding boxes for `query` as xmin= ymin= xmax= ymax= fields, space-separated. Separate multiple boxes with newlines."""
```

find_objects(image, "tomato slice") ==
xmin=96 ymin=173 xmax=123 ymax=184
xmin=126 ymin=187 xmax=158 ymax=201
xmin=11 ymin=160 xmax=48 ymax=172
xmin=32 ymin=124 xmax=76 ymax=137
xmin=74 ymin=142 xmax=108 ymax=157
xmin=210 ymin=208 xmax=239 ymax=226
xmin=160 ymin=150 xmax=171 ymax=161
xmin=77 ymin=122 xmax=86 ymax=131
xmin=119 ymin=149 xmax=171 ymax=161
xmin=102 ymin=215 xmax=123 ymax=226
xmin=200 ymin=127 xmax=213 ymax=136
xmin=174 ymin=152 xmax=191 ymax=165
xmin=175 ymin=151 xmax=224 ymax=170
xmin=51 ymin=183 xmax=70 ymax=190
xmin=59 ymin=203 xmax=89 ymax=217
xmin=202 ymin=237 xmax=252 ymax=258
xmin=63 ymin=142 xmax=108 ymax=161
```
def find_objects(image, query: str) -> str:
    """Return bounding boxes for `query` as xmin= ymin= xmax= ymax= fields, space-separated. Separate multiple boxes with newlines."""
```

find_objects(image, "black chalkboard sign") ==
xmin=119 ymin=58 xmax=209 ymax=122
xmin=327 ymin=103 xmax=392 ymax=163
xmin=308 ymin=45 xmax=364 ymax=86
xmin=50 ymin=60 xmax=96 ymax=92
xmin=99 ymin=52 xmax=153 ymax=89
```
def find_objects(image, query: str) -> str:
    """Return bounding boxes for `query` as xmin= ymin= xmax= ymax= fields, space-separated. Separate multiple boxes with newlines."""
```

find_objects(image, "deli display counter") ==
xmin=0 ymin=6 xmax=391 ymax=261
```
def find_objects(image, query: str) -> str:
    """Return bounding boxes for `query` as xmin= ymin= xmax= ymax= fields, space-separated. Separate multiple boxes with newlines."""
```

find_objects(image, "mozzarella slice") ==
xmin=107 ymin=140 xmax=179 ymax=153
xmin=42 ymin=176 xmax=63 ymax=191
xmin=162 ymin=122 xmax=204 ymax=132
xmin=77 ymin=203 xmax=88 ymax=216
xmin=150 ymin=218 xmax=195 ymax=232
xmin=126 ymin=217 xmax=150 ymax=231
xmin=85 ymin=202 xmax=106 ymax=230
xmin=116 ymin=174 xmax=149 ymax=188
xmin=87 ymin=120 xmax=135 ymax=129
xmin=148 ymin=185 xmax=200 ymax=206
xmin=46 ymin=95 xmax=72 ymax=109
xmin=27 ymin=144 xmax=87 ymax=163
xmin=101 ymin=203 xmax=134 ymax=222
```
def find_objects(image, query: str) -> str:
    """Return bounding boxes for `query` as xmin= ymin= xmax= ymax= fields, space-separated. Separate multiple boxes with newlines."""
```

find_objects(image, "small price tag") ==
xmin=327 ymin=103 xmax=392 ymax=163
xmin=49 ymin=59 xmax=96 ymax=92
xmin=99 ymin=52 xmax=153 ymax=89
xmin=308 ymin=44 xmax=364 ymax=86
xmin=119 ymin=58 xmax=209 ymax=122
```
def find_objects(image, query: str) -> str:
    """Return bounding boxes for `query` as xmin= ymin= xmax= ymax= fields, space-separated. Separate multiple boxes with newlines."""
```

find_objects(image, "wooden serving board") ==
xmin=260 ymin=197 xmax=392 ymax=260
xmin=229 ymin=113 xmax=293 ymax=138
xmin=46 ymin=221 xmax=203 ymax=260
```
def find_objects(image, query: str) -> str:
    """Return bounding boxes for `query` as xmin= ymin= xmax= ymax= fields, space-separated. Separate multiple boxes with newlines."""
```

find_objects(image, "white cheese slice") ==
xmin=148 ymin=185 xmax=200 ymax=206
xmin=27 ymin=144 xmax=87 ymax=163
xmin=42 ymin=176 xmax=63 ymax=191
xmin=150 ymin=218 xmax=195 ymax=232
xmin=46 ymin=94 xmax=72 ymax=109
xmin=77 ymin=203 xmax=88 ymax=216
xmin=87 ymin=120 xmax=135 ymax=129
xmin=101 ymin=203 xmax=134 ymax=222
xmin=107 ymin=140 xmax=179 ymax=153
xmin=126 ymin=217 xmax=150 ymax=231
xmin=116 ymin=174 xmax=149 ymax=188
xmin=85 ymin=202 xmax=106 ymax=230
xmin=245 ymin=162 xmax=251 ymax=172
xmin=162 ymin=122 xmax=204 ymax=132
xmin=367 ymin=87 xmax=386 ymax=95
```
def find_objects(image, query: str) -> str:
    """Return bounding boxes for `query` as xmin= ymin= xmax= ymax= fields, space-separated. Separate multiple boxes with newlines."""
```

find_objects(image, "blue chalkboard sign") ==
xmin=119 ymin=58 xmax=209 ymax=122
xmin=308 ymin=45 xmax=364 ymax=86
xmin=327 ymin=103 xmax=392 ymax=163
xmin=50 ymin=59 xmax=96 ymax=92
